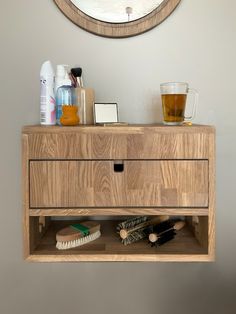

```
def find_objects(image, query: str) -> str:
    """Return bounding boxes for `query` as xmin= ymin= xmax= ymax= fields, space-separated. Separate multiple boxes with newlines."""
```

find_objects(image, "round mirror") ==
xmin=71 ymin=0 xmax=165 ymax=23
xmin=54 ymin=0 xmax=181 ymax=38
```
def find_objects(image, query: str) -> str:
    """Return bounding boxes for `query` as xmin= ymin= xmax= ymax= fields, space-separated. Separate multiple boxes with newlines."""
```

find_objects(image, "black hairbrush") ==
xmin=148 ymin=220 xmax=185 ymax=247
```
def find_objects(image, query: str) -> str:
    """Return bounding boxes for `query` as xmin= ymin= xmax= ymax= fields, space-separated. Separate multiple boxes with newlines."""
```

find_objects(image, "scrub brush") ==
xmin=56 ymin=221 xmax=101 ymax=250
xmin=117 ymin=215 xmax=169 ymax=245
xmin=148 ymin=220 xmax=185 ymax=247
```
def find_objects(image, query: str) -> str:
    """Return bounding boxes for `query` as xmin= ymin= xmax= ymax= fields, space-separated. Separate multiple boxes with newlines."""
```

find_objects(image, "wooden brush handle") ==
xmin=174 ymin=221 xmax=185 ymax=231
xmin=149 ymin=233 xmax=159 ymax=243
xmin=119 ymin=216 xmax=169 ymax=240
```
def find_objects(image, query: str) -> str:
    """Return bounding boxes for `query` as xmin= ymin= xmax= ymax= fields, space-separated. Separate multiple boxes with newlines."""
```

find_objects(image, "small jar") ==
xmin=59 ymin=86 xmax=80 ymax=126
xmin=60 ymin=103 xmax=80 ymax=126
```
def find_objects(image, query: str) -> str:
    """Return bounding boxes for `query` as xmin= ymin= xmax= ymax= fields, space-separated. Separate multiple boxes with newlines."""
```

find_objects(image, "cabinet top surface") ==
xmin=22 ymin=124 xmax=215 ymax=134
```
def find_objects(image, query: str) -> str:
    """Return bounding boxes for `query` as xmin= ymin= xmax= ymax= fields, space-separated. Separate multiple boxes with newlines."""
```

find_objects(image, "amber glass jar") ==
xmin=60 ymin=105 xmax=80 ymax=126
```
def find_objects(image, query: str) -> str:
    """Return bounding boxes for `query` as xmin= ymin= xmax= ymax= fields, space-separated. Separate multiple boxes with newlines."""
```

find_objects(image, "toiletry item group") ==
xmin=40 ymin=61 xmax=94 ymax=126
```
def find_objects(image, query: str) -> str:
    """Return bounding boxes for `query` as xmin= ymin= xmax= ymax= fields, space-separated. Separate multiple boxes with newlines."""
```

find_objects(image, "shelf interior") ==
xmin=30 ymin=217 xmax=208 ymax=256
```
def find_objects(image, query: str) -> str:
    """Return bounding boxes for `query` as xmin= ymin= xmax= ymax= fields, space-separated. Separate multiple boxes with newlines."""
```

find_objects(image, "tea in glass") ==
xmin=161 ymin=94 xmax=187 ymax=124
xmin=160 ymin=82 xmax=198 ymax=125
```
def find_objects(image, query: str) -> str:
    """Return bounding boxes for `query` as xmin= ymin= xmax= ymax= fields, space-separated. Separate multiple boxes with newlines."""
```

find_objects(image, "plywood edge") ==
xmin=29 ymin=208 xmax=209 ymax=217
xmin=26 ymin=254 xmax=213 ymax=263
xmin=22 ymin=124 xmax=215 ymax=135
xmin=22 ymin=134 xmax=30 ymax=259
xmin=208 ymin=131 xmax=216 ymax=259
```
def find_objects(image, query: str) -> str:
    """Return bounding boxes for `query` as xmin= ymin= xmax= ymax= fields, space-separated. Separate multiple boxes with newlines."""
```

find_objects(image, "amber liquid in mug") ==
xmin=162 ymin=94 xmax=187 ymax=124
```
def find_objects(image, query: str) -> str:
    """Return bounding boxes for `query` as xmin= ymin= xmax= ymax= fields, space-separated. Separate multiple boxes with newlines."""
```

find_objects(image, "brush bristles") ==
xmin=150 ymin=230 xmax=176 ymax=247
xmin=151 ymin=220 xmax=174 ymax=235
xmin=71 ymin=68 xmax=82 ymax=78
xmin=117 ymin=216 xmax=148 ymax=231
xmin=56 ymin=230 xmax=101 ymax=250
xmin=122 ymin=229 xmax=148 ymax=245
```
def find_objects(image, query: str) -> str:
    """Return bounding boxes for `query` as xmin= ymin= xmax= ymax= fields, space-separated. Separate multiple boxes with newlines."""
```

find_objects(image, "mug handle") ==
xmin=184 ymin=88 xmax=198 ymax=121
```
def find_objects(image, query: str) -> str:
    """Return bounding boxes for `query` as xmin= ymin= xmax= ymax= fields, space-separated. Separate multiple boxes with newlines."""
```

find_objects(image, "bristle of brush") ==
xmin=149 ymin=229 xmax=176 ymax=247
xmin=122 ymin=229 xmax=147 ymax=245
xmin=156 ymin=230 xmax=176 ymax=246
xmin=151 ymin=219 xmax=174 ymax=235
xmin=56 ymin=230 xmax=101 ymax=250
xmin=117 ymin=216 xmax=149 ymax=232
xmin=71 ymin=67 xmax=82 ymax=78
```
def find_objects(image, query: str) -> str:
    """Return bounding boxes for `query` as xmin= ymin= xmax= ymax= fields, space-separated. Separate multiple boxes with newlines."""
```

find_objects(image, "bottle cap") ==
xmin=56 ymin=65 xmax=68 ymax=78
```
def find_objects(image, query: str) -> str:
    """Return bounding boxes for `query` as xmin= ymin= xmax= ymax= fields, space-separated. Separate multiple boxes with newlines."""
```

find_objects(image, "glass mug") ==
xmin=160 ymin=82 xmax=198 ymax=125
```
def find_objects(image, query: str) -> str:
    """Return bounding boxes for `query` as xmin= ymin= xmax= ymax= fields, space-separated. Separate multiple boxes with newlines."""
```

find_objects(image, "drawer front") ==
xmin=30 ymin=160 xmax=208 ymax=208
xmin=27 ymin=131 xmax=210 ymax=159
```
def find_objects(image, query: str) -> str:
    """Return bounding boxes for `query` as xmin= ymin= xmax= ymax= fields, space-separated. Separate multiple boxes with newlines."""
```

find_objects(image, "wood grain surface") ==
xmin=23 ymin=125 xmax=213 ymax=159
xmin=22 ymin=124 xmax=215 ymax=262
xmin=29 ymin=160 xmax=208 ymax=208
xmin=29 ymin=208 xmax=209 ymax=217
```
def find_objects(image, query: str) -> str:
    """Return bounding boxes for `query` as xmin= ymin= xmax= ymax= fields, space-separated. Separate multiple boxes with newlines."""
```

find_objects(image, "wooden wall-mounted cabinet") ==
xmin=22 ymin=125 xmax=215 ymax=262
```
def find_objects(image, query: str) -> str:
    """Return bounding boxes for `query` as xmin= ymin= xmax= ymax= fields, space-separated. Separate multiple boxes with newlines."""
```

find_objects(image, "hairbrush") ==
xmin=56 ymin=221 xmax=101 ymax=250
xmin=148 ymin=220 xmax=185 ymax=247
xmin=117 ymin=215 xmax=169 ymax=245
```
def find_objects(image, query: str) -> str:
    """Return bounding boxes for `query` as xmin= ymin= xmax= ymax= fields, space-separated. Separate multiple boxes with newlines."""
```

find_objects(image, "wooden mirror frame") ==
xmin=54 ymin=0 xmax=181 ymax=38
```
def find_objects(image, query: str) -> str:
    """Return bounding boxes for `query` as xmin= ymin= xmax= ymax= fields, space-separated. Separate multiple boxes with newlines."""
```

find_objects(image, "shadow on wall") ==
xmin=147 ymin=91 xmax=163 ymax=123
xmin=153 ymin=95 xmax=163 ymax=123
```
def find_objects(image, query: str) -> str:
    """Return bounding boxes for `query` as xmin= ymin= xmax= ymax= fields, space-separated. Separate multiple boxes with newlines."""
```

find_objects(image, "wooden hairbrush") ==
xmin=56 ymin=221 xmax=101 ymax=250
xmin=117 ymin=216 xmax=169 ymax=245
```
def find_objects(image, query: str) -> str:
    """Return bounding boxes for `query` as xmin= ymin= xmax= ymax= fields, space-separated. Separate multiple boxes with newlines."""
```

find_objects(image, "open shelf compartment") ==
xmin=27 ymin=215 xmax=209 ymax=262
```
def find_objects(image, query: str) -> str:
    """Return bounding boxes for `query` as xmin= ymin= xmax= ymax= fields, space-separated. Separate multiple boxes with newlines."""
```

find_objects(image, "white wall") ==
xmin=0 ymin=1 xmax=236 ymax=313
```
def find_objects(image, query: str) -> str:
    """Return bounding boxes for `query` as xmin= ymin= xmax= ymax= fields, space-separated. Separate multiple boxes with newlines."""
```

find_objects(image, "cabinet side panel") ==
xmin=208 ymin=131 xmax=216 ymax=260
xmin=22 ymin=134 xmax=30 ymax=259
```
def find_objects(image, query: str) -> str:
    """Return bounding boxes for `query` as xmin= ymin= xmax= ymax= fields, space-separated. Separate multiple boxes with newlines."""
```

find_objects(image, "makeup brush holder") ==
xmin=76 ymin=87 xmax=95 ymax=124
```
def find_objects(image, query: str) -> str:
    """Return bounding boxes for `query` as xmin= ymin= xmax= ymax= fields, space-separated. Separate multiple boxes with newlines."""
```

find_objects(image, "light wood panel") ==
xmin=26 ymin=254 xmax=214 ymax=262
xmin=208 ymin=131 xmax=216 ymax=260
xmin=29 ymin=160 xmax=208 ymax=208
xmin=24 ymin=125 xmax=213 ymax=159
xmin=29 ymin=208 xmax=209 ymax=217
xmin=22 ymin=124 xmax=215 ymax=134
xmin=22 ymin=134 xmax=30 ymax=259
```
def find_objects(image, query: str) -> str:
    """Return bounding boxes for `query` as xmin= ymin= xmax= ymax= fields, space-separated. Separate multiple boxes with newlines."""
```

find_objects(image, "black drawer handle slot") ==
xmin=114 ymin=162 xmax=124 ymax=172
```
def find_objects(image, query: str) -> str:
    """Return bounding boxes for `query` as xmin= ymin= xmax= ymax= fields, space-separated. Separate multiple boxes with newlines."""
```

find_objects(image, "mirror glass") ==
xmin=94 ymin=103 xmax=118 ymax=124
xmin=71 ymin=0 xmax=165 ymax=23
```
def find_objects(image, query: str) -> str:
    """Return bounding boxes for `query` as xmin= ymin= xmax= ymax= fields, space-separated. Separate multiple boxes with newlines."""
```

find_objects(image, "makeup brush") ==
xmin=71 ymin=67 xmax=83 ymax=87
xmin=148 ymin=220 xmax=185 ymax=247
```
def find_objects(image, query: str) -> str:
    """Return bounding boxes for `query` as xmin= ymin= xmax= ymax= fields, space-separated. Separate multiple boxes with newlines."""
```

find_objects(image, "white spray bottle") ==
xmin=55 ymin=64 xmax=68 ymax=93
xmin=40 ymin=61 xmax=56 ymax=125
